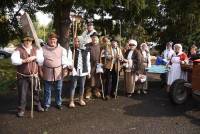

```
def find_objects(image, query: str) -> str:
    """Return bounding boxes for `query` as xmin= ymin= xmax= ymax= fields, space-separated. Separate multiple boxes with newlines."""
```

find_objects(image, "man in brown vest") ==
xmin=85 ymin=32 xmax=101 ymax=99
xmin=11 ymin=33 xmax=44 ymax=117
xmin=41 ymin=32 xmax=70 ymax=111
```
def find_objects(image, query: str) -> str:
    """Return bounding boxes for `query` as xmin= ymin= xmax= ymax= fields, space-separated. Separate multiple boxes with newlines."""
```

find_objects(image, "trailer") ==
xmin=169 ymin=60 xmax=200 ymax=104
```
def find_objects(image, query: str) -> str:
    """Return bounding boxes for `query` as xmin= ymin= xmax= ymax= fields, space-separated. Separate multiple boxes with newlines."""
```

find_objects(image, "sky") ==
xmin=35 ymin=12 xmax=52 ymax=27
xmin=14 ymin=4 xmax=52 ymax=26
xmin=35 ymin=11 xmax=111 ymax=26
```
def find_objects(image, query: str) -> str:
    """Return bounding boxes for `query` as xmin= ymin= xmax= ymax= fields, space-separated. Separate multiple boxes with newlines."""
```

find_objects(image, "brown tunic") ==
xmin=85 ymin=42 xmax=101 ymax=87
xmin=42 ymin=44 xmax=62 ymax=81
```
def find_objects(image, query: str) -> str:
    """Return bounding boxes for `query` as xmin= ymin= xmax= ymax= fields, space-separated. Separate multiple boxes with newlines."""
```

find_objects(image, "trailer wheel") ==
xmin=169 ymin=79 xmax=189 ymax=104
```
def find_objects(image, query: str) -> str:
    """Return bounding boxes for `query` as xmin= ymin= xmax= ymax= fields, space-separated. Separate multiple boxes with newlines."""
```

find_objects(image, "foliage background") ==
xmin=0 ymin=0 xmax=200 ymax=51
xmin=0 ymin=59 xmax=16 ymax=94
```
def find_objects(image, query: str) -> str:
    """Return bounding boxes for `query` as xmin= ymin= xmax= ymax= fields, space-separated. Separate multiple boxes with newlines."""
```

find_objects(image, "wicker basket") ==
xmin=181 ymin=64 xmax=192 ymax=71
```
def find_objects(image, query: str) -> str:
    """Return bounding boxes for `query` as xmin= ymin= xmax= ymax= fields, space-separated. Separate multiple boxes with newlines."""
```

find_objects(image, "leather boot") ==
xmin=85 ymin=88 xmax=92 ymax=99
xmin=94 ymin=88 xmax=101 ymax=98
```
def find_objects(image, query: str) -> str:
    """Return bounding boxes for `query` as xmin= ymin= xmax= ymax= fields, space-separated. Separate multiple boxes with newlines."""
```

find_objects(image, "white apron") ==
xmin=167 ymin=56 xmax=187 ymax=85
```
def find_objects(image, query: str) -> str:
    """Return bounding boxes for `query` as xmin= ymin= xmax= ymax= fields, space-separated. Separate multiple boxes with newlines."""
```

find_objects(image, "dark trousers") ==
xmin=85 ymin=65 xmax=101 ymax=94
xmin=104 ymin=68 xmax=118 ymax=96
xmin=17 ymin=77 xmax=41 ymax=111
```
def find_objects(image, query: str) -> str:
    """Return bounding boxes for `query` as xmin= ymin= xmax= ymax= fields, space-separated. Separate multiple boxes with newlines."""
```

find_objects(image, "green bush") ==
xmin=0 ymin=59 xmax=16 ymax=93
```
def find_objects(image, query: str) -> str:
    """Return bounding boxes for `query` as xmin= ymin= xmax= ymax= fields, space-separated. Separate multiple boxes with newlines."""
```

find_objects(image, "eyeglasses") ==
xmin=129 ymin=44 xmax=136 ymax=46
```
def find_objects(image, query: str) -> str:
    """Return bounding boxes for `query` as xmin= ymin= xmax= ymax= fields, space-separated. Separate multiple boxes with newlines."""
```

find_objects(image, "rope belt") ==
xmin=43 ymin=65 xmax=62 ymax=82
xmin=17 ymin=72 xmax=41 ymax=91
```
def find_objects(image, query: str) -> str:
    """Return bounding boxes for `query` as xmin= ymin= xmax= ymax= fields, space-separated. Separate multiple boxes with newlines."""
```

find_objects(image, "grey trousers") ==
xmin=70 ymin=76 xmax=86 ymax=99
xmin=17 ymin=77 xmax=41 ymax=111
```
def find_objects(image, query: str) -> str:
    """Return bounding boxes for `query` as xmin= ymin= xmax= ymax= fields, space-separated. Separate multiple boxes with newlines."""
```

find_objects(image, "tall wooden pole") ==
xmin=119 ymin=20 xmax=122 ymax=48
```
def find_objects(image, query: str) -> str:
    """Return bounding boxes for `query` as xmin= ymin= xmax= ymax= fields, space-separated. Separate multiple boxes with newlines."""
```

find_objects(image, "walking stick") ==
xmin=99 ymin=73 xmax=105 ymax=99
xmin=99 ymin=50 xmax=105 ymax=99
xmin=31 ymin=76 xmax=34 ymax=118
xmin=115 ymin=20 xmax=122 ymax=99
xmin=73 ymin=21 xmax=78 ymax=61
xmin=115 ymin=60 xmax=120 ymax=99
xmin=115 ymin=50 xmax=120 ymax=99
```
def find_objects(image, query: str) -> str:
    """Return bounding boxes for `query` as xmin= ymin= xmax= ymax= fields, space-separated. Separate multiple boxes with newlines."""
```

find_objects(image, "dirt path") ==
xmin=0 ymin=75 xmax=200 ymax=134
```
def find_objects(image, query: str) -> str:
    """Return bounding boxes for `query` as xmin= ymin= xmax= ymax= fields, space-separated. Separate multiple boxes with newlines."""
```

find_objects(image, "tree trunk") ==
xmin=54 ymin=0 xmax=73 ymax=48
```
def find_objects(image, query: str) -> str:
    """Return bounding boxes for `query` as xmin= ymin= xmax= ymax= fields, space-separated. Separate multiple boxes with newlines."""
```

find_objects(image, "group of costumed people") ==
xmin=157 ymin=42 xmax=200 ymax=92
xmin=11 ymin=21 xmax=199 ymax=118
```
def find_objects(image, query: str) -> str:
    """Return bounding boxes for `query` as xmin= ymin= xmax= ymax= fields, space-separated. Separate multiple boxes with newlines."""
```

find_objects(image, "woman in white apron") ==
xmin=167 ymin=43 xmax=188 ymax=92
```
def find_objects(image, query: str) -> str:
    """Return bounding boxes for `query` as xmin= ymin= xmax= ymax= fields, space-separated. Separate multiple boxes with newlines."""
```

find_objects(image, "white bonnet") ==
xmin=128 ymin=39 xmax=137 ymax=46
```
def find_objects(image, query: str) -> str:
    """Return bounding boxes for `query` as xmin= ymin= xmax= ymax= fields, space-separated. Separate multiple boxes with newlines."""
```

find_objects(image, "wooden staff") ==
xmin=72 ymin=20 xmax=75 ymax=39
xmin=115 ymin=20 xmax=122 ymax=98
xmin=115 ymin=48 xmax=120 ymax=99
xmin=99 ymin=51 xmax=105 ymax=99
xmin=119 ymin=20 xmax=122 ymax=48
xmin=72 ymin=21 xmax=78 ymax=63
xmin=31 ymin=77 xmax=34 ymax=118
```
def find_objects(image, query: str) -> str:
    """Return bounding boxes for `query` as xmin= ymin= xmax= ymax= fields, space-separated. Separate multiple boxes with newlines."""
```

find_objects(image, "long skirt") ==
xmin=124 ymin=71 xmax=136 ymax=94
xmin=167 ymin=63 xmax=187 ymax=85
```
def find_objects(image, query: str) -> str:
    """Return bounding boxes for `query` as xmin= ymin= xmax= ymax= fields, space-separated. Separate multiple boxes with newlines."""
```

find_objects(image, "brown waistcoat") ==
xmin=16 ymin=45 xmax=38 ymax=77
xmin=104 ymin=45 xmax=123 ymax=71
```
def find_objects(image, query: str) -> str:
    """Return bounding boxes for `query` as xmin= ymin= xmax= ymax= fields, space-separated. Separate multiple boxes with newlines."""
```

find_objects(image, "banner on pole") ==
xmin=20 ymin=12 xmax=41 ymax=48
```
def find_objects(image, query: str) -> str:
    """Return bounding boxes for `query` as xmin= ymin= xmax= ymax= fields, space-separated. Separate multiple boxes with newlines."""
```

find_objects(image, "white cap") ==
xmin=174 ymin=43 xmax=182 ymax=52
xmin=128 ymin=39 xmax=137 ymax=46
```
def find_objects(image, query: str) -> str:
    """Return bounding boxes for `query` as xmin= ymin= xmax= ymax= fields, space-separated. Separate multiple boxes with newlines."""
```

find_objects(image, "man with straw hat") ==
xmin=11 ymin=32 xmax=44 ymax=117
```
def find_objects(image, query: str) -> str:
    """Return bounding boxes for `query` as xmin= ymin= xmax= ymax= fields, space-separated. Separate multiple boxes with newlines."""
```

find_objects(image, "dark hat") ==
xmin=48 ymin=32 xmax=58 ymax=39
xmin=111 ymin=36 xmax=120 ymax=43
xmin=22 ymin=32 xmax=34 ymax=41
xmin=90 ymin=32 xmax=99 ymax=37
xmin=87 ymin=22 xmax=93 ymax=26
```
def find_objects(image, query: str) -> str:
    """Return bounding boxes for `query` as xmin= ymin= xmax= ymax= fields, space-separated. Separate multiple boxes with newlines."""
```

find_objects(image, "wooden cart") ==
xmin=169 ymin=61 xmax=200 ymax=104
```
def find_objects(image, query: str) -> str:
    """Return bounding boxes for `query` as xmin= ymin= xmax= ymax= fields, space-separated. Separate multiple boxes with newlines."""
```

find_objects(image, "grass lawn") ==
xmin=0 ymin=59 xmax=16 ymax=94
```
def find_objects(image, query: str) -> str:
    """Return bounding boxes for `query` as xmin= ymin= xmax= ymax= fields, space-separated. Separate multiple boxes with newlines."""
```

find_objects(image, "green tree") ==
xmin=0 ymin=0 xmax=155 ymax=47
xmin=0 ymin=0 xmax=41 ymax=46
xmin=2 ymin=0 xmax=200 ymax=51
xmin=158 ymin=0 xmax=200 ymax=49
